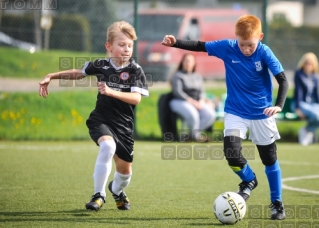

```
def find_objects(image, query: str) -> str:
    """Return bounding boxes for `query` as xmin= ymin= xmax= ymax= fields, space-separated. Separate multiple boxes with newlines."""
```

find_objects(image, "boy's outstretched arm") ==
xmin=39 ymin=69 xmax=83 ymax=98
xmin=162 ymin=35 xmax=207 ymax=52
xmin=263 ymin=72 xmax=289 ymax=116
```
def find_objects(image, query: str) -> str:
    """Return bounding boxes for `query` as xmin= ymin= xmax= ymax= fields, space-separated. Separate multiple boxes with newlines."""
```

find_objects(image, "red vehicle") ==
xmin=137 ymin=8 xmax=248 ymax=81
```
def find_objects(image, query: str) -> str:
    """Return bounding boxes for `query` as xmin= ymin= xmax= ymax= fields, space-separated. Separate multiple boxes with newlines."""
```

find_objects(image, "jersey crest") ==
xmin=119 ymin=72 xmax=130 ymax=80
xmin=255 ymin=61 xmax=262 ymax=71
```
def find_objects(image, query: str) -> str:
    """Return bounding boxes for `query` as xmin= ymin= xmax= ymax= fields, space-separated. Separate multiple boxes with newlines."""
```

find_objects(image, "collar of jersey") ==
xmin=109 ymin=58 xmax=130 ymax=70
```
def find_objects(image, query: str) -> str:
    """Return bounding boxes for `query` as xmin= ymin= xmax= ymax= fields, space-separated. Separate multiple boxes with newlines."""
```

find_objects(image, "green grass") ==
xmin=0 ymin=89 xmax=307 ymax=141
xmin=0 ymin=46 xmax=104 ymax=78
xmin=0 ymin=141 xmax=318 ymax=227
xmin=0 ymin=89 xmax=305 ymax=141
xmin=0 ymin=89 xmax=226 ymax=141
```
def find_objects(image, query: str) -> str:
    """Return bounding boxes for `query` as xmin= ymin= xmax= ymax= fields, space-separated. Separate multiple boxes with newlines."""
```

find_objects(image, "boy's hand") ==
xmin=161 ymin=35 xmax=176 ymax=47
xmin=39 ymin=75 xmax=51 ymax=98
xmin=97 ymin=82 xmax=113 ymax=96
xmin=263 ymin=106 xmax=282 ymax=117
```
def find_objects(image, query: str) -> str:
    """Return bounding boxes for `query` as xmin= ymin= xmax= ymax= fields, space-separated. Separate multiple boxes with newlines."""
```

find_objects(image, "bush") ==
xmin=269 ymin=23 xmax=319 ymax=70
xmin=0 ymin=90 xmax=303 ymax=142
xmin=1 ymin=13 xmax=91 ymax=52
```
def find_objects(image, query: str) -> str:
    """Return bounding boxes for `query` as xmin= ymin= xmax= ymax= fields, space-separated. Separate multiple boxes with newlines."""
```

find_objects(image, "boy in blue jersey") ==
xmin=162 ymin=15 xmax=288 ymax=220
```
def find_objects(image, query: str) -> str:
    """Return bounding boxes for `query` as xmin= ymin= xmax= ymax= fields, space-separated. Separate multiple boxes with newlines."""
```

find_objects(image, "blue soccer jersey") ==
xmin=205 ymin=39 xmax=284 ymax=120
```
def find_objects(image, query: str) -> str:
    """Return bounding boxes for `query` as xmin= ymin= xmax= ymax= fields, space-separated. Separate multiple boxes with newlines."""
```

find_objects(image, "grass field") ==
xmin=0 ymin=141 xmax=318 ymax=227
xmin=0 ymin=46 xmax=104 ymax=78
xmin=0 ymin=89 xmax=305 ymax=141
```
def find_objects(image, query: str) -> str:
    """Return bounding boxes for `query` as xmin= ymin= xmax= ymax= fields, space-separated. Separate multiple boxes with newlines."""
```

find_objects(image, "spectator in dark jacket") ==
xmin=292 ymin=52 xmax=319 ymax=145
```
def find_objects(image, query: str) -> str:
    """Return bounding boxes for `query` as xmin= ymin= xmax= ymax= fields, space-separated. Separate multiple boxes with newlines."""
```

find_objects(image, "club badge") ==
xmin=119 ymin=72 xmax=130 ymax=80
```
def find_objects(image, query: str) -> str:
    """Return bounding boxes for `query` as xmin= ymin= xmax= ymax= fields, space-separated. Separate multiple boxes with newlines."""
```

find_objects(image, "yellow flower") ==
xmin=9 ymin=111 xmax=16 ymax=120
xmin=1 ymin=110 xmax=9 ymax=120
xmin=31 ymin=117 xmax=37 ymax=125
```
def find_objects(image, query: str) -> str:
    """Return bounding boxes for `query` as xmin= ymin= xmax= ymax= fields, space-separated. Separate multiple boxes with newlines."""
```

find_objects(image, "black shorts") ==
xmin=86 ymin=119 xmax=134 ymax=163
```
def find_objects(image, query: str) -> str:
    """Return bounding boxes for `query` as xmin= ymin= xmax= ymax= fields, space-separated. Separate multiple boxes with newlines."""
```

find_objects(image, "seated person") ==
xmin=292 ymin=52 xmax=319 ymax=145
xmin=169 ymin=53 xmax=216 ymax=141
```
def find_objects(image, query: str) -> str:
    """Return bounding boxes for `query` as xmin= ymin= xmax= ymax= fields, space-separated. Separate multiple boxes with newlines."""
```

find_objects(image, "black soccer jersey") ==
xmin=82 ymin=58 xmax=149 ymax=135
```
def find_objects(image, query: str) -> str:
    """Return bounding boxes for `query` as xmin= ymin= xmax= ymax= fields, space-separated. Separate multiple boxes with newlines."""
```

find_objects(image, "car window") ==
xmin=138 ymin=15 xmax=183 ymax=41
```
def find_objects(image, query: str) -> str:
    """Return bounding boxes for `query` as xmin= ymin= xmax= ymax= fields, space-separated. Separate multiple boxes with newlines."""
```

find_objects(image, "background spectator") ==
xmin=292 ymin=52 xmax=319 ymax=146
xmin=169 ymin=53 xmax=216 ymax=141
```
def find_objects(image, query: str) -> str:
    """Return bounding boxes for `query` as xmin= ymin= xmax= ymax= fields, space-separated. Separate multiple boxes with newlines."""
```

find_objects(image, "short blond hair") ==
xmin=107 ymin=21 xmax=137 ymax=44
xmin=235 ymin=15 xmax=262 ymax=39
xmin=297 ymin=52 xmax=319 ymax=73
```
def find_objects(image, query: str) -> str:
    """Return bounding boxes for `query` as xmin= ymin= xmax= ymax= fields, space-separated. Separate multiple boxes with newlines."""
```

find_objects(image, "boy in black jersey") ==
xmin=39 ymin=21 xmax=149 ymax=211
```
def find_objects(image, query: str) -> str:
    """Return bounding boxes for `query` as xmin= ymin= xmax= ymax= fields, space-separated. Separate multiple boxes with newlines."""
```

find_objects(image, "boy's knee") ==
xmin=224 ymin=136 xmax=247 ymax=167
xmin=257 ymin=142 xmax=277 ymax=166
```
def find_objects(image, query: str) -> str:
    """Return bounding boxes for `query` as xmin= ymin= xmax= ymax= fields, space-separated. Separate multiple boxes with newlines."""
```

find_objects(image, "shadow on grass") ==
xmin=0 ymin=210 xmax=218 ymax=225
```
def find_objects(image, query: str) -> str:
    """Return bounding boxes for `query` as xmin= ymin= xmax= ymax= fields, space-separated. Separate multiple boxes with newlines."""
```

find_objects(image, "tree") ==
xmin=58 ymin=0 xmax=117 ymax=53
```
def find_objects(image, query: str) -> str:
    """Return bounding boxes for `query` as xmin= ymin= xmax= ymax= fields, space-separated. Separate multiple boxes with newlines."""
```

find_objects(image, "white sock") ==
xmin=112 ymin=171 xmax=132 ymax=195
xmin=93 ymin=140 xmax=116 ymax=197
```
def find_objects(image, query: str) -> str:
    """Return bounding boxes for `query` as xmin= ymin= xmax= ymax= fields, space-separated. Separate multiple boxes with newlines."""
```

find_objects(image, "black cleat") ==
xmin=108 ymin=181 xmax=130 ymax=210
xmin=270 ymin=200 xmax=286 ymax=220
xmin=85 ymin=192 xmax=105 ymax=211
xmin=237 ymin=174 xmax=258 ymax=201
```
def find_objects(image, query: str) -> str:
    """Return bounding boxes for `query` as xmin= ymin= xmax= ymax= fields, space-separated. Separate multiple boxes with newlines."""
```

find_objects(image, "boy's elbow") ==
xmin=133 ymin=93 xmax=142 ymax=105
xmin=135 ymin=97 xmax=142 ymax=105
xmin=134 ymin=100 xmax=141 ymax=105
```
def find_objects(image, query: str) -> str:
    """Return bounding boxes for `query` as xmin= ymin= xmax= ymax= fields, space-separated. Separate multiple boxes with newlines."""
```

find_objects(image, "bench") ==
xmin=213 ymin=95 xmax=300 ymax=121
xmin=273 ymin=97 xmax=300 ymax=121
xmin=158 ymin=93 xmax=301 ymax=142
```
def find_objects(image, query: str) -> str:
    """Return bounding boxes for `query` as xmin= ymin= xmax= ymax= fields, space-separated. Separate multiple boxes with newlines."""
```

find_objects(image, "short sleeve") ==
xmin=82 ymin=59 xmax=104 ymax=76
xmin=131 ymin=64 xmax=149 ymax=97
xmin=262 ymin=46 xmax=284 ymax=76
xmin=205 ymin=39 xmax=230 ymax=60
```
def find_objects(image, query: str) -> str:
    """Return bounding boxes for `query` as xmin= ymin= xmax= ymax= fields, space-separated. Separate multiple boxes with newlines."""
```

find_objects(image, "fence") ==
xmin=1 ymin=0 xmax=319 ymax=80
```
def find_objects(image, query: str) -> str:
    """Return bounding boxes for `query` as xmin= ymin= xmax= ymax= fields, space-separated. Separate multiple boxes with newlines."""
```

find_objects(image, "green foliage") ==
xmin=50 ymin=14 xmax=91 ymax=52
xmin=1 ymin=14 xmax=91 ymax=52
xmin=0 ymin=46 xmax=104 ymax=78
xmin=57 ymin=0 xmax=117 ymax=53
xmin=0 ymin=89 xmax=306 ymax=142
xmin=0 ymin=90 xmax=96 ymax=140
xmin=269 ymin=23 xmax=319 ymax=70
xmin=269 ymin=13 xmax=292 ymax=27
xmin=0 ymin=14 xmax=35 ymax=44
xmin=0 ymin=141 xmax=318 ymax=227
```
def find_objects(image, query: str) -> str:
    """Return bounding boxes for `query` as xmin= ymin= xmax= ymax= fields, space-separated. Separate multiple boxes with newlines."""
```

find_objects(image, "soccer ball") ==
xmin=213 ymin=192 xmax=246 ymax=224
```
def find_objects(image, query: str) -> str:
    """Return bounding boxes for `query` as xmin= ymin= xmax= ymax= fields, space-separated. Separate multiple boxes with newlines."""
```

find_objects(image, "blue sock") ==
xmin=233 ymin=163 xmax=255 ymax=182
xmin=265 ymin=160 xmax=282 ymax=202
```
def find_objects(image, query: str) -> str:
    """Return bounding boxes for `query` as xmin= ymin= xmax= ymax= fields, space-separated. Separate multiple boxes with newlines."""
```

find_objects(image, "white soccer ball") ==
xmin=213 ymin=192 xmax=246 ymax=224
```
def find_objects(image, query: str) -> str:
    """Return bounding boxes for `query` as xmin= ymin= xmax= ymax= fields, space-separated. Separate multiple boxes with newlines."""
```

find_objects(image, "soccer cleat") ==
xmin=108 ymin=181 xmax=130 ymax=210
xmin=269 ymin=200 xmax=286 ymax=220
xmin=85 ymin=192 xmax=105 ymax=211
xmin=237 ymin=174 xmax=258 ymax=201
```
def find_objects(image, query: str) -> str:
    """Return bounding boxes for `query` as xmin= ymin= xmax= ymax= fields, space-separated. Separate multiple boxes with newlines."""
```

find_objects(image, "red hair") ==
xmin=235 ymin=15 xmax=262 ymax=39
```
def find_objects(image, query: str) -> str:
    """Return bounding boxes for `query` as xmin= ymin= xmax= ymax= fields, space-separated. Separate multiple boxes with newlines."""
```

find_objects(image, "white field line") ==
xmin=1 ymin=144 xmax=319 ymax=194
xmin=282 ymin=175 xmax=319 ymax=195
